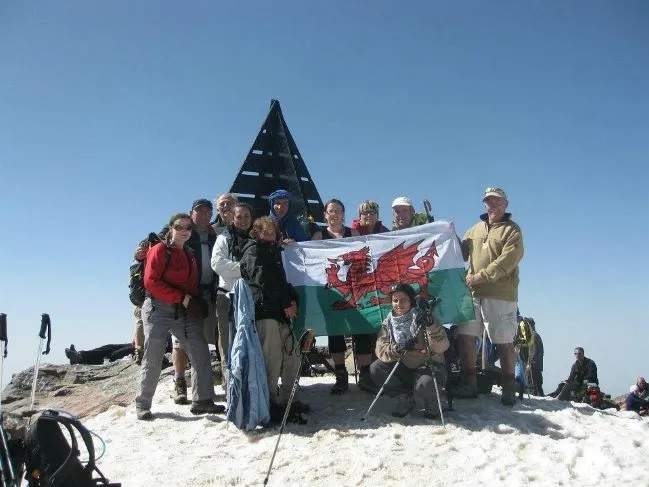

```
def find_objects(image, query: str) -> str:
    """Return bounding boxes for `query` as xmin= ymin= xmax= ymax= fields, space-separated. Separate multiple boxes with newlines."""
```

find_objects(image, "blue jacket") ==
xmin=268 ymin=189 xmax=309 ymax=242
xmin=227 ymin=279 xmax=270 ymax=430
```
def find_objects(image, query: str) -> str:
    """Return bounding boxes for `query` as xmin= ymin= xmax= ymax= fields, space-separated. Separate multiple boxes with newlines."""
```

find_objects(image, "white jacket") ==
xmin=210 ymin=228 xmax=241 ymax=293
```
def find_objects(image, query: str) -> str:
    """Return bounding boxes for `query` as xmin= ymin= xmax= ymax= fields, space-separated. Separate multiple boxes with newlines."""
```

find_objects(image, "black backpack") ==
xmin=23 ymin=409 xmax=120 ymax=487
xmin=128 ymin=233 xmax=164 ymax=306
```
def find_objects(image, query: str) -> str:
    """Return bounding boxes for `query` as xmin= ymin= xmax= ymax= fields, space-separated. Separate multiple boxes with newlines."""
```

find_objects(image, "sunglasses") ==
xmin=360 ymin=210 xmax=377 ymax=215
xmin=173 ymin=224 xmax=193 ymax=232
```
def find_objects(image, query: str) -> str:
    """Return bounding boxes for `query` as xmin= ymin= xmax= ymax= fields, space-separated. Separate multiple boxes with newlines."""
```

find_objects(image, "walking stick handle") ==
xmin=39 ymin=314 xmax=50 ymax=338
xmin=0 ymin=314 xmax=6 ymax=342
xmin=39 ymin=314 xmax=52 ymax=355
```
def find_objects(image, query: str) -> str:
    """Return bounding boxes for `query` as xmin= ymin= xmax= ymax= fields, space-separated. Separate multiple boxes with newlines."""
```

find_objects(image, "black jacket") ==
xmin=568 ymin=357 xmax=598 ymax=384
xmin=239 ymin=239 xmax=298 ymax=323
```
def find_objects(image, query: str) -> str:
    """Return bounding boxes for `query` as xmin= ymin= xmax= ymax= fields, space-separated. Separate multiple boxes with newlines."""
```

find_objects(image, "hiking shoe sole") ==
xmin=173 ymin=395 xmax=189 ymax=405
xmin=136 ymin=409 xmax=153 ymax=421
xmin=190 ymin=402 xmax=226 ymax=415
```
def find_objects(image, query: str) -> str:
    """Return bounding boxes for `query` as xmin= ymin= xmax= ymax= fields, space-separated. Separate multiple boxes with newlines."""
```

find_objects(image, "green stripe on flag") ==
xmin=292 ymin=267 xmax=475 ymax=337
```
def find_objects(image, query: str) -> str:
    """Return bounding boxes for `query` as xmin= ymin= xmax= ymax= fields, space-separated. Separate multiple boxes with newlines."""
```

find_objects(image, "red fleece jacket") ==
xmin=350 ymin=219 xmax=389 ymax=235
xmin=144 ymin=242 xmax=199 ymax=304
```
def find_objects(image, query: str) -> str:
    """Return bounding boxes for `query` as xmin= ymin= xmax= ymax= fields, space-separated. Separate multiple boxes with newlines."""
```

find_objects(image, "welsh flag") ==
xmin=283 ymin=221 xmax=475 ymax=337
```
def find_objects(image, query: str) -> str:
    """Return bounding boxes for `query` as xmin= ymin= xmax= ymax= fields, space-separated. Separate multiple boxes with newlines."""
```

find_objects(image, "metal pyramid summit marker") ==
xmin=229 ymin=99 xmax=325 ymax=222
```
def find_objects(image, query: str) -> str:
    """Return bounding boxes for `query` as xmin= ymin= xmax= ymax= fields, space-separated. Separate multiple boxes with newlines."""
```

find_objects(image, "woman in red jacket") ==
xmin=135 ymin=212 xmax=223 ymax=420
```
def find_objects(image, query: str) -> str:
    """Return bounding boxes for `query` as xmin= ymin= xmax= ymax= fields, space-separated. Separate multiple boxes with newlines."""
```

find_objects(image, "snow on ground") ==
xmin=84 ymin=375 xmax=649 ymax=487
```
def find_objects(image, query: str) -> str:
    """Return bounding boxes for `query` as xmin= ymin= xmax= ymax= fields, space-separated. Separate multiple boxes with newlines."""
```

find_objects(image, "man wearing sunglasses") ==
xmin=553 ymin=347 xmax=598 ymax=401
xmin=454 ymin=187 xmax=524 ymax=406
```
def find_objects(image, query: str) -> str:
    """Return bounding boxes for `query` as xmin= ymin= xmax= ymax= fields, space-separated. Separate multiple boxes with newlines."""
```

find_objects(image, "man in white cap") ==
xmin=454 ymin=187 xmax=524 ymax=406
xmin=391 ymin=197 xmax=434 ymax=230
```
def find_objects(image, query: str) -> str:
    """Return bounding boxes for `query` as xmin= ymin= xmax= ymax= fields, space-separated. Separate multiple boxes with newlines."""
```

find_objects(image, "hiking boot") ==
xmin=190 ymin=399 xmax=226 ymax=415
xmin=452 ymin=374 xmax=478 ymax=399
xmin=392 ymin=394 xmax=415 ymax=418
xmin=330 ymin=369 xmax=349 ymax=395
xmin=423 ymin=408 xmax=440 ymax=420
xmin=357 ymin=368 xmax=378 ymax=394
xmin=501 ymin=378 xmax=517 ymax=406
xmin=268 ymin=402 xmax=284 ymax=425
xmin=65 ymin=345 xmax=80 ymax=365
xmin=173 ymin=377 xmax=188 ymax=405
xmin=136 ymin=407 xmax=153 ymax=421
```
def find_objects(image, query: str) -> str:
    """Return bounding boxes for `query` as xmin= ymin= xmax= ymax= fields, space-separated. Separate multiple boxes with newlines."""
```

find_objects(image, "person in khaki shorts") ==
xmin=454 ymin=187 xmax=524 ymax=406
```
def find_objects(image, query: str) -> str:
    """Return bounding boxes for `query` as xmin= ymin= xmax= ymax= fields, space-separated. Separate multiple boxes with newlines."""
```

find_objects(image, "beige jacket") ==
xmin=463 ymin=213 xmax=524 ymax=301
xmin=375 ymin=311 xmax=449 ymax=369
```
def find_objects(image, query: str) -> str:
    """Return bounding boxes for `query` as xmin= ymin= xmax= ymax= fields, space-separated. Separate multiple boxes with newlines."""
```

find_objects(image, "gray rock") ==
xmin=1 ymin=360 xmax=171 ymax=435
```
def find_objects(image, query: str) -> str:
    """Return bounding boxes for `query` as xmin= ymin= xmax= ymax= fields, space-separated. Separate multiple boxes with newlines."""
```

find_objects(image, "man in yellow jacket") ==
xmin=454 ymin=187 xmax=524 ymax=406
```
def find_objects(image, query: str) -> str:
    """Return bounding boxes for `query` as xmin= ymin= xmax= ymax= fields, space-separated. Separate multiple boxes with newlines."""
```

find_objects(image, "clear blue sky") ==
xmin=1 ymin=1 xmax=647 ymax=396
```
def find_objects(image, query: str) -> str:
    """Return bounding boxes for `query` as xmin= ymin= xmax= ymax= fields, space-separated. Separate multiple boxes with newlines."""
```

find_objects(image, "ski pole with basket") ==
xmin=263 ymin=328 xmax=315 ymax=486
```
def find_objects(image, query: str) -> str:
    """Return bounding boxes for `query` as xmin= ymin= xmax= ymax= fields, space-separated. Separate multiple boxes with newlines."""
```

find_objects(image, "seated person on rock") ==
xmin=369 ymin=283 xmax=449 ymax=419
xmin=549 ymin=347 xmax=598 ymax=401
xmin=625 ymin=376 xmax=649 ymax=415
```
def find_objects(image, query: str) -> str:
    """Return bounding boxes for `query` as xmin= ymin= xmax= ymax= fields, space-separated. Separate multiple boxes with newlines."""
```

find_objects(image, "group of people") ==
xmin=126 ymin=185 xmax=530 ymax=422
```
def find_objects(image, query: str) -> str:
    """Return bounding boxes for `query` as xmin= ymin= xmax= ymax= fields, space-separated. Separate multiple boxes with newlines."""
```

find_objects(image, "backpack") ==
xmin=128 ymin=232 xmax=164 ymax=306
xmin=23 ymin=409 xmax=120 ymax=487
xmin=517 ymin=318 xmax=536 ymax=350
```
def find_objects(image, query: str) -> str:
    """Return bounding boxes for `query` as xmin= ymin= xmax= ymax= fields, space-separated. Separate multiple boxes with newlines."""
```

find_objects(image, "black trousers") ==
xmin=78 ymin=344 xmax=134 ymax=365
xmin=529 ymin=367 xmax=544 ymax=396
xmin=328 ymin=333 xmax=375 ymax=355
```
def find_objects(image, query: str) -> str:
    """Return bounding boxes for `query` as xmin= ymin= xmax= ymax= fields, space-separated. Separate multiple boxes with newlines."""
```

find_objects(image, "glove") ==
xmin=415 ymin=309 xmax=437 ymax=328
xmin=396 ymin=336 xmax=417 ymax=353
xmin=416 ymin=296 xmax=441 ymax=310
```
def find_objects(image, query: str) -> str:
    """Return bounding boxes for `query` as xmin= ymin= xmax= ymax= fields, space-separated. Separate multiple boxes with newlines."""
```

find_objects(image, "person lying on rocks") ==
xmin=65 ymin=343 xmax=134 ymax=365
xmin=65 ymin=336 xmax=172 ymax=367
xmin=369 ymin=283 xmax=449 ymax=419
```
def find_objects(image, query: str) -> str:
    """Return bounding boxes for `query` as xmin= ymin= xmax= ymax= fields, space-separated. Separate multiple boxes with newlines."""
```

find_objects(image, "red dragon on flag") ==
xmin=325 ymin=239 xmax=438 ymax=310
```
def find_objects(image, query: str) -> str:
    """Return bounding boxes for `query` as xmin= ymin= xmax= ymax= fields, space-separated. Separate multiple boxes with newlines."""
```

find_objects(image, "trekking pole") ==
xmin=0 ymin=313 xmax=19 ymax=487
xmin=0 ymin=314 xmax=7 ymax=420
xmin=264 ymin=329 xmax=315 ymax=486
xmin=360 ymin=357 xmax=403 ymax=422
xmin=29 ymin=314 xmax=52 ymax=413
xmin=422 ymin=328 xmax=446 ymax=428
xmin=416 ymin=297 xmax=445 ymax=427
xmin=350 ymin=336 xmax=358 ymax=385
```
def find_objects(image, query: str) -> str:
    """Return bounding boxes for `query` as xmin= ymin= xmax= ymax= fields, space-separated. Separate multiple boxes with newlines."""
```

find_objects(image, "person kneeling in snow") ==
xmin=239 ymin=216 xmax=310 ymax=424
xmin=370 ymin=283 xmax=449 ymax=419
xmin=625 ymin=377 xmax=649 ymax=415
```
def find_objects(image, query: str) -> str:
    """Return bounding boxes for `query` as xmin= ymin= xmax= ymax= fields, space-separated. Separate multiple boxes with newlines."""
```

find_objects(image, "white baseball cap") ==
xmin=391 ymin=196 xmax=413 ymax=208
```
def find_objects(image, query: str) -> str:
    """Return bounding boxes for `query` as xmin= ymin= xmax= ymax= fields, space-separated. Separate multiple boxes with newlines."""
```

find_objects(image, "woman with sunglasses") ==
xmin=135 ymin=212 xmax=224 ymax=420
xmin=312 ymin=199 xmax=379 ymax=394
